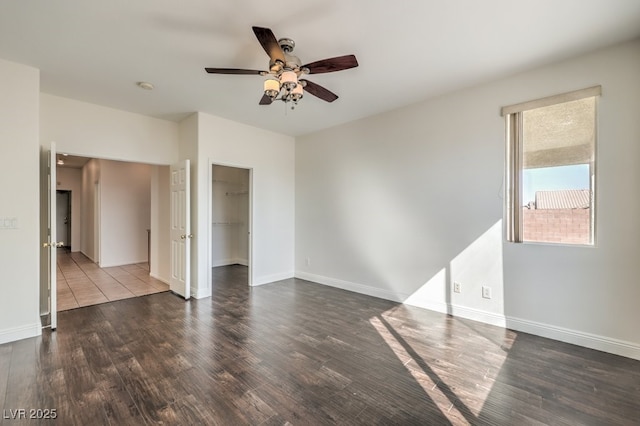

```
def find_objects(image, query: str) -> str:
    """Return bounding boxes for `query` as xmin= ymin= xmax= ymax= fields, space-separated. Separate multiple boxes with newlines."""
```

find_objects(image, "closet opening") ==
xmin=211 ymin=164 xmax=251 ymax=289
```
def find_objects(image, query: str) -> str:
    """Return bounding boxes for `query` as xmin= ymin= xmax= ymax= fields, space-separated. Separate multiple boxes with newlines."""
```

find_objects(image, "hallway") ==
xmin=56 ymin=250 xmax=169 ymax=311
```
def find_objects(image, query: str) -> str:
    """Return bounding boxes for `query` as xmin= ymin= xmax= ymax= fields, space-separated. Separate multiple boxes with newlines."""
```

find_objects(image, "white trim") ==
xmin=149 ymin=273 xmax=170 ymax=285
xmin=98 ymin=259 xmax=149 ymax=268
xmin=449 ymin=305 xmax=507 ymax=327
xmin=235 ymin=258 xmax=249 ymax=267
xmin=406 ymin=300 xmax=508 ymax=328
xmin=212 ymin=258 xmax=248 ymax=268
xmin=207 ymin=160 xmax=255 ymax=290
xmin=252 ymin=271 xmax=295 ymax=287
xmin=296 ymin=271 xmax=508 ymax=327
xmin=295 ymin=271 xmax=406 ymax=302
xmin=192 ymin=286 xmax=211 ymax=299
xmin=506 ymin=316 xmax=640 ymax=361
xmin=80 ymin=250 xmax=98 ymax=264
xmin=295 ymin=271 xmax=640 ymax=361
xmin=212 ymin=258 xmax=236 ymax=268
xmin=0 ymin=323 xmax=42 ymax=345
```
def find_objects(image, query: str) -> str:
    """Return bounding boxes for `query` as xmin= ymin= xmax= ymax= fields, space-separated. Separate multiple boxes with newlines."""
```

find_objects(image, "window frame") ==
xmin=502 ymin=86 xmax=601 ymax=245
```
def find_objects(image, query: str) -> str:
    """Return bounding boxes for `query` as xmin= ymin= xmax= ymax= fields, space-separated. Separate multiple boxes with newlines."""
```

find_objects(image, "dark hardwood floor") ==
xmin=1 ymin=265 xmax=639 ymax=425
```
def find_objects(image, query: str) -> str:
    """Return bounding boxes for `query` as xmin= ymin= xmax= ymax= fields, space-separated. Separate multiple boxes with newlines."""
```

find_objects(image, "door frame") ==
xmin=41 ymin=151 xmax=176 ymax=318
xmin=207 ymin=160 xmax=254 ymax=289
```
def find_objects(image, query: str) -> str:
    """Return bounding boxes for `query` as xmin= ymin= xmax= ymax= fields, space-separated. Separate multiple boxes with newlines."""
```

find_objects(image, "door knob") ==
xmin=43 ymin=241 xmax=65 ymax=248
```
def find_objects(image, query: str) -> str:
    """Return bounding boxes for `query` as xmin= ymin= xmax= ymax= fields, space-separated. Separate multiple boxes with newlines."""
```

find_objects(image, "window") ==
xmin=502 ymin=86 xmax=600 ymax=245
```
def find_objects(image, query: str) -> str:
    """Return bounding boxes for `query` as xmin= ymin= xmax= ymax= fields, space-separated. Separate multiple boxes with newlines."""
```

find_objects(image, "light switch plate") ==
xmin=0 ymin=217 xmax=19 ymax=229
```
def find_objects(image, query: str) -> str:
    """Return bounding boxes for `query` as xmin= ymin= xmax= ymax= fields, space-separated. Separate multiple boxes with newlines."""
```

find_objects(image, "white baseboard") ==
xmin=0 ymin=323 xmax=42 ymax=345
xmin=149 ymin=273 xmax=170 ymax=285
xmin=506 ymin=316 xmax=640 ymax=361
xmin=295 ymin=271 xmax=407 ymax=302
xmin=212 ymin=258 xmax=248 ymax=267
xmin=80 ymin=250 xmax=97 ymax=264
xmin=252 ymin=271 xmax=295 ymax=286
xmin=191 ymin=286 xmax=211 ymax=299
xmin=99 ymin=259 xmax=148 ymax=268
xmin=294 ymin=270 xmax=640 ymax=361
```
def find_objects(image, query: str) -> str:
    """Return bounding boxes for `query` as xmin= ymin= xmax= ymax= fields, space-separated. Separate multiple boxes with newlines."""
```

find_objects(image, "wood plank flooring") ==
xmin=56 ymin=251 xmax=169 ymax=311
xmin=2 ymin=265 xmax=639 ymax=425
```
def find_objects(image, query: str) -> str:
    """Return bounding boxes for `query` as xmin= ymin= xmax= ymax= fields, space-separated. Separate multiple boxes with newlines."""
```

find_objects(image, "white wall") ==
xmin=99 ymin=160 xmax=151 ymax=267
xmin=185 ymin=112 xmax=295 ymax=297
xmin=150 ymin=165 xmax=170 ymax=283
xmin=81 ymin=159 xmax=100 ymax=262
xmin=178 ymin=113 xmax=199 ymax=295
xmin=56 ymin=167 xmax=82 ymax=251
xmin=0 ymin=59 xmax=41 ymax=344
xmin=295 ymin=39 xmax=640 ymax=360
xmin=41 ymin=93 xmax=180 ymax=270
xmin=40 ymin=94 xmax=178 ymax=165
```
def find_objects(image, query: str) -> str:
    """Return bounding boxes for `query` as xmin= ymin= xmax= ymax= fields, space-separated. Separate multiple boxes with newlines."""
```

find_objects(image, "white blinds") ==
xmin=502 ymin=86 xmax=600 ymax=169
xmin=522 ymin=96 xmax=596 ymax=169
xmin=501 ymin=85 xmax=601 ymax=116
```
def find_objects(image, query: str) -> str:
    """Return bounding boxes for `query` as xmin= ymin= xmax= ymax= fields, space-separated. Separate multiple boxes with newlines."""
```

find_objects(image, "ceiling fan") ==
xmin=205 ymin=26 xmax=358 ymax=108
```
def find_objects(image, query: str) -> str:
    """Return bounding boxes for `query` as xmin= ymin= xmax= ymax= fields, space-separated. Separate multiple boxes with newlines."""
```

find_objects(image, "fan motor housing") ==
xmin=270 ymin=38 xmax=302 ymax=73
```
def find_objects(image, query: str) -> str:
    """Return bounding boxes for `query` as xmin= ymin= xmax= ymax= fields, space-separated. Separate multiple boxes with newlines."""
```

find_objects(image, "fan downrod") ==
xmin=278 ymin=38 xmax=295 ymax=53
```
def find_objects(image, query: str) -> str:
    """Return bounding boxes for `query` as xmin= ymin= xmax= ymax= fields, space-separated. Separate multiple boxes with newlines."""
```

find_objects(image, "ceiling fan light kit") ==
xmin=205 ymin=26 xmax=358 ymax=109
xmin=264 ymin=78 xmax=280 ymax=99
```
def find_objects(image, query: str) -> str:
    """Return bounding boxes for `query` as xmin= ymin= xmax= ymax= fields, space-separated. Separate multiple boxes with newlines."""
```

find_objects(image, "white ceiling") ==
xmin=1 ymin=1 xmax=639 ymax=137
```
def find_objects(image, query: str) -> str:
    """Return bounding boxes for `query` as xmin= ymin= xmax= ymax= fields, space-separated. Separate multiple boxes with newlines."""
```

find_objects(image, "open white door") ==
xmin=40 ymin=142 xmax=61 ymax=330
xmin=170 ymin=160 xmax=191 ymax=299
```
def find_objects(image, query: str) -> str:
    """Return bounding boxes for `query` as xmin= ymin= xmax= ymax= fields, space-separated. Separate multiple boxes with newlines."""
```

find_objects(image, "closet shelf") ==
xmin=225 ymin=190 xmax=248 ymax=196
xmin=213 ymin=221 xmax=244 ymax=226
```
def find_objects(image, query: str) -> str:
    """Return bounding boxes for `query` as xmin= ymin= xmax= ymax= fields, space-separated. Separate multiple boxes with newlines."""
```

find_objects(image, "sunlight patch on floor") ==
xmin=369 ymin=316 xmax=468 ymax=423
xmin=369 ymin=312 xmax=509 ymax=423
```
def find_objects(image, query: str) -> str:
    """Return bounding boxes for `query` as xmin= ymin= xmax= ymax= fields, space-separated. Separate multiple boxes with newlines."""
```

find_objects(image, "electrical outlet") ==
xmin=453 ymin=282 xmax=461 ymax=293
xmin=482 ymin=286 xmax=492 ymax=299
xmin=305 ymin=257 xmax=311 ymax=266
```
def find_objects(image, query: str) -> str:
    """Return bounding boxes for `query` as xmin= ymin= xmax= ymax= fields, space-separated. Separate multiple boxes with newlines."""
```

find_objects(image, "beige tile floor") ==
xmin=56 ymin=250 xmax=169 ymax=311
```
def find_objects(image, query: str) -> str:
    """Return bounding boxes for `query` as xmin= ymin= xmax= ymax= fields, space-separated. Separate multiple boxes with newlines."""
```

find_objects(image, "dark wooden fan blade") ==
xmin=259 ymin=94 xmax=273 ymax=105
xmin=252 ymin=26 xmax=285 ymax=63
xmin=205 ymin=68 xmax=264 ymax=75
xmin=302 ymin=55 xmax=358 ymax=74
xmin=300 ymin=79 xmax=338 ymax=102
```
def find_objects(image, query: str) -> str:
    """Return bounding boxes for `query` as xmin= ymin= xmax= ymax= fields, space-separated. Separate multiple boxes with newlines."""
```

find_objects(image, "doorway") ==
xmin=211 ymin=164 xmax=251 ymax=287
xmin=53 ymin=154 xmax=171 ymax=311
xmin=56 ymin=190 xmax=71 ymax=250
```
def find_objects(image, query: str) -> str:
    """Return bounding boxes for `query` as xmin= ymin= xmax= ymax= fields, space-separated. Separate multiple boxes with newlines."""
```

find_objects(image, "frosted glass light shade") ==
xmin=291 ymin=83 xmax=303 ymax=101
xmin=280 ymin=70 xmax=298 ymax=90
xmin=264 ymin=78 xmax=280 ymax=92
xmin=264 ymin=78 xmax=280 ymax=99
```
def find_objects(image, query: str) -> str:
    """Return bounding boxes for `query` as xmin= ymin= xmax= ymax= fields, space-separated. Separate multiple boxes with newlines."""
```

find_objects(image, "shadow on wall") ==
xmin=323 ymin=153 xmax=505 ymax=323
xmin=403 ymin=221 xmax=505 ymax=326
